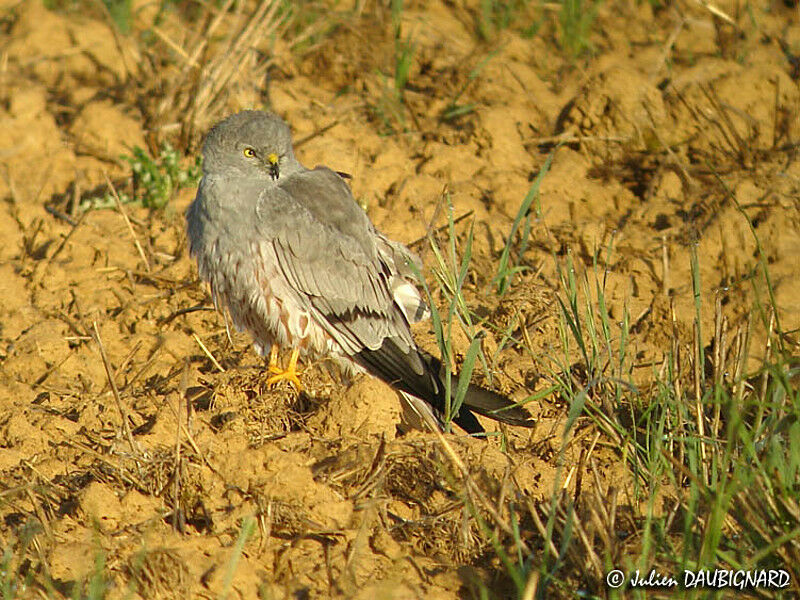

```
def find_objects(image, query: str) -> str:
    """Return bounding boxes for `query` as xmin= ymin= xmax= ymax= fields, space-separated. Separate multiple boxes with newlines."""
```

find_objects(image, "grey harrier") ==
xmin=186 ymin=110 xmax=533 ymax=434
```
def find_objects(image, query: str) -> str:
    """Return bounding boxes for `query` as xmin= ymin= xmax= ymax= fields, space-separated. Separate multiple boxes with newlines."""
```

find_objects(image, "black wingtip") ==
xmin=452 ymin=406 xmax=485 ymax=434
xmin=424 ymin=354 xmax=535 ymax=429
xmin=461 ymin=383 xmax=536 ymax=428
xmin=354 ymin=339 xmax=534 ymax=436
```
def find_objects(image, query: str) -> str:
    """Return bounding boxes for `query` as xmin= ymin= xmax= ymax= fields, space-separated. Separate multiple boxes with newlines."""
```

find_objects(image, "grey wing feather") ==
xmin=257 ymin=167 xmax=416 ymax=356
xmin=374 ymin=231 xmax=430 ymax=324
xmin=374 ymin=232 xmax=422 ymax=280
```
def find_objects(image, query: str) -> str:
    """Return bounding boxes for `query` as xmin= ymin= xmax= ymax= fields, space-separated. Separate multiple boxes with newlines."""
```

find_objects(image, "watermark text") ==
xmin=605 ymin=569 xmax=790 ymax=590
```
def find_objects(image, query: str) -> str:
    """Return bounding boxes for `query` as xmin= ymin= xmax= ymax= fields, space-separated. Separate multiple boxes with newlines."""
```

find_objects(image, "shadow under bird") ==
xmin=186 ymin=110 xmax=534 ymax=434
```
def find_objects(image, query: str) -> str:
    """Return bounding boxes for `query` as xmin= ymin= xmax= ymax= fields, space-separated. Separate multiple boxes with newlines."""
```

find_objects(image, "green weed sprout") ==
xmin=80 ymin=143 xmax=202 ymax=211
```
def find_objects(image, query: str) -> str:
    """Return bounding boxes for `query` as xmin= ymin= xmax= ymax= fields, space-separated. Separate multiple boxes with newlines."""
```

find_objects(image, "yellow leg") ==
xmin=266 ymin=347 xmax=303 ymax=391
xmin=268 ymin=344 xmax=281 ymax=373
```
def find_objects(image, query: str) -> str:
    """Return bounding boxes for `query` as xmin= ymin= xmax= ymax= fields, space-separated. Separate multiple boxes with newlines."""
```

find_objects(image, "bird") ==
xmin=186 ymin=110 xmax=534 ymax=434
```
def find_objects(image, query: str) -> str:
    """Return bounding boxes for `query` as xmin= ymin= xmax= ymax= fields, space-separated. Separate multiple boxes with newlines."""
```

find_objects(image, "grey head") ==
xmin=202 ymin=110 xmax=302 ymax=180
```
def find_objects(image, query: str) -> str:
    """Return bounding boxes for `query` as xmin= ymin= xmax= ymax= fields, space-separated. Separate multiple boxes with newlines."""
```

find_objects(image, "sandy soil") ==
xmin=0 ymin=0 xmax=798 ymax=598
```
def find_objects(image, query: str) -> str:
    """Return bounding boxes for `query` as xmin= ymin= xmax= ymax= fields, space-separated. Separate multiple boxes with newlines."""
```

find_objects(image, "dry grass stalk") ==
xmin=91 ymin=320 xmax=140 ymax=459
xmin=186 ymin=1 xmax=282 ymax=131
xmin=432 ymin=429 xmax=532 ymax=554
xmin=692 ymin=319 xmax=709 ymax=485
xmin=104 ymin=172 xmax=151 ymax=272
xmin=192 ymin=332 xmax=226 ymax=373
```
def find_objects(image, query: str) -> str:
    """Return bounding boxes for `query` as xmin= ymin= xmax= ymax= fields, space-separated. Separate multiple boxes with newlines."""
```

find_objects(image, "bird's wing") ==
xmin=374 ymin=231 xmax=430 ymax=324
xmin=255 ymin=167 xmax=417 ymax=355
xmin=251 ymin=167 xmax=466 ymax=421
xmin=253 ymin=167 xmax=533 ymax=433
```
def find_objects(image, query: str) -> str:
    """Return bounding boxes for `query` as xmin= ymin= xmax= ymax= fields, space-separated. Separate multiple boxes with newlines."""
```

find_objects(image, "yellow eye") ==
xmin=243 ymin=147 xmax=256 ymax=158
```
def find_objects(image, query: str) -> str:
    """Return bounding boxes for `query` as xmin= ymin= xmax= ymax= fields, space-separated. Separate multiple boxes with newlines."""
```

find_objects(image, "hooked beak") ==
xmin=267 ymin=153 xmax=280 ymax=180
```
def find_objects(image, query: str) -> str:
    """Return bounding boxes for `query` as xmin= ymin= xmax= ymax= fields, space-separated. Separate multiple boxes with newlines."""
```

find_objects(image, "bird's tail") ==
xmin=400 ymin=382 xmax=535 ymax=434
xmin=355 ymin=338 xmax=534 ymax=435
xmin=424 ymin=355 xmax=535 ymax=434
xmin=460 ymin=381 xmax=536 ymax=428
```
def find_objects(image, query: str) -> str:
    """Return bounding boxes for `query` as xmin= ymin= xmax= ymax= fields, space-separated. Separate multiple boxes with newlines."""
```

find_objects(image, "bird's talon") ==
xmin=266 ymin=374 xmax=303 ymax=391
xmin=266 ymin=347 xmax=303 ymax=392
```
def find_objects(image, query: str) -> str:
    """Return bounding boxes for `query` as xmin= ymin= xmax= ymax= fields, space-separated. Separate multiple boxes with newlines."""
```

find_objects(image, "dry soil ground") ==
xmin=0 ymin=0 xmax=799 ymax=598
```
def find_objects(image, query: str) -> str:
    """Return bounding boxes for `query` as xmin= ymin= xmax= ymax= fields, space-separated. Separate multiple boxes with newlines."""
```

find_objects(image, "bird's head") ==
xmin=202 ymin=110 xmax=299 ymax=181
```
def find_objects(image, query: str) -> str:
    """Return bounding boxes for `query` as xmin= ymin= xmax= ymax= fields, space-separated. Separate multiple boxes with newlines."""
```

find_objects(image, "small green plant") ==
xmin=273 ymin=0 xmax=342 ymax=57
xmin=558 ymin=0 xmax=600 ymax=57
xmin=373 ymin=0 xmax=416 ymax=134
xmin=392 ymin=1 xmax=414 ymax=96
xmin=220 ymin=516 xmax=257 ymax=600
xmin=101 ymin=0 xmax=132 ymax=33
xmin=43 ymin=0 xmax=129 ymax=26
xmin=408 ymin=199 xmax=487 ymax=429
xmin=81 ymin=143 xmax=202 ymax=211
xmin=125 ymin=143 xmax=202 ymax=209
xmin=79 ymin=545 xmax=111 ymax=600
xmin=1 ymin=543 xmax=22 ymax=600
xmin=477 ymin=0 xmax=540 ymax=41
xmin=441 ymin=50 xmax=499 ymax=122
xmin=492 ymin=148 xmax=555 ymax=295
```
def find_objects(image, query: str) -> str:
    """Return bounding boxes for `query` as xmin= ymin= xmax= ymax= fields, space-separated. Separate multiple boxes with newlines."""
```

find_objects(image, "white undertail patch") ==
xmin=393 ymin=281 xmax=430 ymax=324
